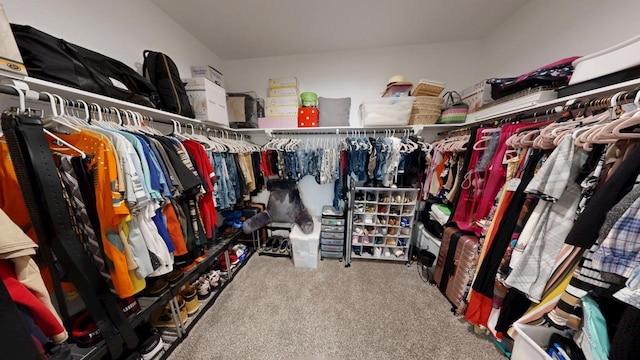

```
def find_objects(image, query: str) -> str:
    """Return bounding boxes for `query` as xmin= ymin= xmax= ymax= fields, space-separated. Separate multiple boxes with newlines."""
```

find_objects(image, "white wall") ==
xmin=480 ymin=0 xmax=640 ymax=79
xmin=2 ymin=0 xmax=222 ymax=77
xmin=222 ymin=40 xmax=482 ymax=125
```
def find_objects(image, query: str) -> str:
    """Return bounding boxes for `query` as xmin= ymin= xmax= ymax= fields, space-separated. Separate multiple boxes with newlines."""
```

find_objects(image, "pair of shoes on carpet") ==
xmin=263 ymin=236 xmax=289 ymax=253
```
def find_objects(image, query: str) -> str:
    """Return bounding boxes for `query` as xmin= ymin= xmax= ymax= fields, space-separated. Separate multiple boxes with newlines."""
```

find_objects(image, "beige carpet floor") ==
xmin=168 ymin=254 xmax=506 ymax=360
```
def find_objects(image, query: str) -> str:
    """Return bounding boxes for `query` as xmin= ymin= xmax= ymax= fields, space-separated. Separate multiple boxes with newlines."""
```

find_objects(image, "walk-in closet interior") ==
xmin=2 ymin=1 xmax=640 ymax=359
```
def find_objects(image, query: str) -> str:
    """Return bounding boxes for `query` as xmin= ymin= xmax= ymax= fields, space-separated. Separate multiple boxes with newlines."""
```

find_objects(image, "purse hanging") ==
xmin=437 ymin=91 xmax=468 ymax=124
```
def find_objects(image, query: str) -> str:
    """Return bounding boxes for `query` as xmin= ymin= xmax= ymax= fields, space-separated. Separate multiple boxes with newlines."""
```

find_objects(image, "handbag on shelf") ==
xmin=437 ymin=91 xmax=468 ymax=124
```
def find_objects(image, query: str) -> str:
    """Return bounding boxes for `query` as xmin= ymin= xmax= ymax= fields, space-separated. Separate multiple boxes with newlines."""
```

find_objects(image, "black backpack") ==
xmin=11 ymin=24 xmax=161 ymax=109
xmin=143 ymin=50 xmax=195 ymax=118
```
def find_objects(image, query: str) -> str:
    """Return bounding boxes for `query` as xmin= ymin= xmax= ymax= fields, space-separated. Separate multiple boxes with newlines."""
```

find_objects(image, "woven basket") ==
xmin=413 ymin=82 xmax=445 ymax=97
xmin=409 ymin=96 xmax=443 ymax=125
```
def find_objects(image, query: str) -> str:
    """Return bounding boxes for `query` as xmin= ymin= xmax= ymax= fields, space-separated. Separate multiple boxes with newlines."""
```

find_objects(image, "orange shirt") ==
xmin=48 ymin=130 xmax=134 ymax=297
xmin=0 ymin=141 xmax=36 ymax=240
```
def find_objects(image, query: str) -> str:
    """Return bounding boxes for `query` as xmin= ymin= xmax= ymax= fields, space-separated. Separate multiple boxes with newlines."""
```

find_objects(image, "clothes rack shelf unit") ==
xmin=346 ymin=186 xmax=418 ymax=266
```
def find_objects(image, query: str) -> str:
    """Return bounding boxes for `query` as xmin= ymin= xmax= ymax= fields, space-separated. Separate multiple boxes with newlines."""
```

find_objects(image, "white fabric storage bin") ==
xmin=290 ymin=218 xmax=321 ymax=269
xmin=512 ymin=323 xmax=570 ymax=360
xmin=359 ymin=97 xmax=415 ymax=126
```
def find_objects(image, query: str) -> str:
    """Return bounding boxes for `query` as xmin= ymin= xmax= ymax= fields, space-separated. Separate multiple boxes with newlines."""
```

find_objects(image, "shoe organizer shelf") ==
xmin=70 ymin=230 xmax=247 ymax=360
xmin=320 ymin=206 xmax=346 ymax=261
xmin=346 ymin=187 xmax=419 ymax=266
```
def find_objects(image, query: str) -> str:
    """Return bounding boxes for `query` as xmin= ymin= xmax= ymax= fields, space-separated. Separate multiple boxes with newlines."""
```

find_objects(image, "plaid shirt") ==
xmin=592 ymin=195 xmax=640 ymax=278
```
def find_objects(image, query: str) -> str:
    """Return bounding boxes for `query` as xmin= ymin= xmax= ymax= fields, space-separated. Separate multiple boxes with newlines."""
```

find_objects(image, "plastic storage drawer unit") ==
xmin=321 ymin=250 xmax=343 ymax=259
xmin=321 ymin=218 xmax=345 ymax=226
xmin=320 ymin=231 xmax=343 ymax=239
xmin=321 ymin=225 xmax=344 ymax=233
xmin=320 ymin=238 xmax=344 ymax=246
xmin=321 ymin=244 xmax=343 ymax=252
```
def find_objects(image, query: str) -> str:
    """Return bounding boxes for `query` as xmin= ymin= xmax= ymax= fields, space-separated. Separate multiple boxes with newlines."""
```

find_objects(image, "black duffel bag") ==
xmin=11 ymin=24 xmax=161 ymax=109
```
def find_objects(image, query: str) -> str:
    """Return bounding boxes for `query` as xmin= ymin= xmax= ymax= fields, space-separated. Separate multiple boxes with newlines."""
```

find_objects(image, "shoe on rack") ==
xmin=166 ymin=268 xmax=184 ymax=284
xmin=264 ymin=236 xmax=274 ymax=250
xmin=374 ymin=246 xmax=383 ymax=258
xmin=138 ymin=329 xmax=163 ymax=360
xmin=271 ymin=238 xmax=281 ymax=253
xmin=71 ymin=311 xmax=102 ymax=348
xmin=145 ymin=276 xmax=169 ymax=297
xmin=118 ymin=297 xmax=141 ymax=318
xmin=194 ymin=277 xmax=211 ymax=300
xmin=394 ymin=248 xmax=404 ymax=258
xmin=43 ymin=342 xmax=71 ymax=360
xmin=150 ymin=296 xmax=188 ymax=328
xmin=353 ymin=246 xmax=362 ymax=256
xmin=279 ymin=239 xmax=289 ymax=253
xmin=207 ymin=270 xmax=220 ymax=288
xmin=180 ymin=283 xmax=199 ymax=316
xmin=383 ymin=247 xmax=391 ymax=257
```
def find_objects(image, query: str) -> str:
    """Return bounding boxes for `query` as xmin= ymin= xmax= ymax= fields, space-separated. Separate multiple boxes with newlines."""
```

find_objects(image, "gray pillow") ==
xmin=318 ymin=97 xmax=351 ymax=127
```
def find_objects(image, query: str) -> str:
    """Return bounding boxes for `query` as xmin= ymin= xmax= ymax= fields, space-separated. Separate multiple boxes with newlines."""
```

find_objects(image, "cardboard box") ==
xmin=0 ymin=5 xmax=27 ymax=78
xmin=266 ymin=96 xmax=299 ymax=107
xmin=258 ymin=116 xmax=298 ymax=129
xmin=190 ymin=65 xmax=224 ymax=88
xmin=298 ymin=107 xmax=318 ymax=127
xmin=268 ymin=87 xmax=299 ymax=97
xmin=266 ymin=105 xmax=298 ymax=117
xmin=268 ymin=77 xmax=298 ymax=89
xmin=460 ymin=80 xmax=493 ymax=113
xmin=184 ymin=77 xmax=229 ymax=127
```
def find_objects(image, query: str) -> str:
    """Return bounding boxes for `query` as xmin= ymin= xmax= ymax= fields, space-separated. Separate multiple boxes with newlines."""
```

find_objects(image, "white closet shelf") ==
xmin=462 ymin=77 xmax=640 ymax=126
xmin=5 ymin=76 xmax=234 ymax=129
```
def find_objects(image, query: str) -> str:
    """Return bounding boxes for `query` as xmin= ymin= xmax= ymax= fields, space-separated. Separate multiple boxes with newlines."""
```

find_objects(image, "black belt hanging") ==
xmin=1 ymin=109 xmax=138 ymax=357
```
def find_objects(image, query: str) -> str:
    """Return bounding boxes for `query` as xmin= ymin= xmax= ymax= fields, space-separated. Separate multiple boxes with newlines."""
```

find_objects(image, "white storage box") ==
xmin=460 ymin=80 xmax=493 ymax=113
xmin=266 ymin=105 xmax=298 ymax=117
xmin=512 ymin=323 xmax=570 ymax=360
xmin=360 ymin=97 xmax=416 ymax=126
xmin=190 ymin=65 xmax=224 ymax=88
xmin=258 ymin=116 xmax=298 ymax=129
xmin=268 ymin=77 xmax=298 ymax=89
xmin=290 ymin=218 xmax=321 ymax=269
xmin=269 ymin=87 xmax=299 ymax=97
xmin=570 ymin=34 xmax=640 ymax=85
xmin=266 ymin=96 xmax=299 ymax=107
xmin=184 ymin=77 xmax=229 ymax=127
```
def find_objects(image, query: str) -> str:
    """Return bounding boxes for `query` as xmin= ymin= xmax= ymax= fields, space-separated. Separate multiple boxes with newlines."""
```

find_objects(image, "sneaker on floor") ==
xmin=279 ymin=239 xmax=289 ymax=253
xmin=180 ymin=283 xmax=199 ymax=316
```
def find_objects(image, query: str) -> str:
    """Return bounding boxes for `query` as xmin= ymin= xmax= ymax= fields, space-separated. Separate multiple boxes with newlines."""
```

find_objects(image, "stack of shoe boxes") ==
xmin=259 ymin=77 xmax=299 ymax=128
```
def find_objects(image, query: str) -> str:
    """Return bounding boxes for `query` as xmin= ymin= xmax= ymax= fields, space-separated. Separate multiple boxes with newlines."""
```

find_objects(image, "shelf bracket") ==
xmin=410 ymin=125 xmax=424 ymax=134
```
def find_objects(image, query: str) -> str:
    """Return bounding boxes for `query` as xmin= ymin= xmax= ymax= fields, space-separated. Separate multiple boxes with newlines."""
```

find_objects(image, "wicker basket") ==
xmin=409 ymin=96 xmax=443 ymax=125
xmin=413 ymin=81 xmax=445 ymax=97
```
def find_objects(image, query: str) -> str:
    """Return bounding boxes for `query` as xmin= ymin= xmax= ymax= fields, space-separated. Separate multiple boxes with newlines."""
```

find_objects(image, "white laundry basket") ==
xmin=290 ymin=218 xmax=321 ymax=269
xmin=512 ymin=323 xmax=570 ymax=360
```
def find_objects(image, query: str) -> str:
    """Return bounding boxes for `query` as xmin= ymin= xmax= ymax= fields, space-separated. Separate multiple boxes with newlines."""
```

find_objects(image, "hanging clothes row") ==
xmin=425 ymin=90 xmax=640 ymax=359
xmin=0 ymin=94 xmax=260 ymax=301
xmin=260 ymin=130 xmax=427 ymax=208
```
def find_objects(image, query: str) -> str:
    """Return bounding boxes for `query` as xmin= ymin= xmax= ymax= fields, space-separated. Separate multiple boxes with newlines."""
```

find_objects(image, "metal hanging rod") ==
xmin=437 ymin=87 xmax=640 ymax=136
xmin=266 ymin=125 xmax=424 ymax=137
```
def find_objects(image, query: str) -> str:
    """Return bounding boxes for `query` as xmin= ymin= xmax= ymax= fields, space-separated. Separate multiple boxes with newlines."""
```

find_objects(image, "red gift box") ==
xmin=298 ymin=107 xmax=318 ymax=127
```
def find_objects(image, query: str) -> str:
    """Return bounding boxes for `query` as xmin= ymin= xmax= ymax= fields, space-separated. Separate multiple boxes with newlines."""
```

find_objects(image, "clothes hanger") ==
xmin=611 ymin=89 xmax=640 ymax=139
xmin=39 ymin=92 xmax=82 ymax=134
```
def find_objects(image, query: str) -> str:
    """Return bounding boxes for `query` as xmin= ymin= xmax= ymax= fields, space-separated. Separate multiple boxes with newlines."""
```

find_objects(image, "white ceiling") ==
xmin=151 ymin=0 xmax=529 ymax=60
